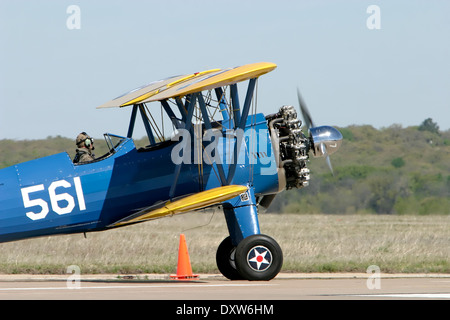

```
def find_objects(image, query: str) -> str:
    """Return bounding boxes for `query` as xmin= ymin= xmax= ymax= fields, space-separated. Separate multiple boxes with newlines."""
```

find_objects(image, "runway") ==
xmin=0 ymin=273 xmax=449 ymax=300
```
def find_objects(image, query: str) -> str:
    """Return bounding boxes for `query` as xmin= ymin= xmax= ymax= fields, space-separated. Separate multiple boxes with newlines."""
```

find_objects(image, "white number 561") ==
xmin=21 ymin=177 xmax=86 ymax=221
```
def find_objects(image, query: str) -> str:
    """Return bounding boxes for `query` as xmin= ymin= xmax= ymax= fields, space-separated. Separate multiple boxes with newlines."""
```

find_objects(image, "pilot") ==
xmin=73 ymin=132 xmax=95 ymax=164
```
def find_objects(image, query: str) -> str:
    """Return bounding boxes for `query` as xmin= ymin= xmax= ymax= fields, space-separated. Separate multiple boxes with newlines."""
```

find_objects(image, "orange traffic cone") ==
xmin=170 ymin=234 xmax=199 ymax=280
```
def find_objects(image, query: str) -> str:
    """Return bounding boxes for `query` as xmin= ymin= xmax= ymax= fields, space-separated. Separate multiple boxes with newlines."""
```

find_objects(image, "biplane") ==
xmin=0 ymin=62 xmax=342 ymax=280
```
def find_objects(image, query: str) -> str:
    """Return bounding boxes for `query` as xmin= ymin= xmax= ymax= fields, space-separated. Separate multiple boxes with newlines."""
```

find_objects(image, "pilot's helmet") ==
xmin=76 ymin=132 xmax=94 ymax=147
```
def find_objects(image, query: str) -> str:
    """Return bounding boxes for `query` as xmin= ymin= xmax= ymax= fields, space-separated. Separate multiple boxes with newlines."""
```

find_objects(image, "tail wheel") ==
xmin=235 ymin=234 xmax=283 ymax=281
xmin=216 ymin=236 xmax=244 ymax=280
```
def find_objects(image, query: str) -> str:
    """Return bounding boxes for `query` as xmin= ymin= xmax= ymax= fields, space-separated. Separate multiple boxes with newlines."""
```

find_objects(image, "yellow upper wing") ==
xmin=111 ymin=185 xmax=248 ymax=227
xmin=142 ymin=62 xmax=276 ymax=103
xmin=97 ymin=62 xmax=276 ymax=108
xmin=96 ymin=76 xmax=182 ymax=109
xmin=96 ymin=69 xmax=221 ymax=109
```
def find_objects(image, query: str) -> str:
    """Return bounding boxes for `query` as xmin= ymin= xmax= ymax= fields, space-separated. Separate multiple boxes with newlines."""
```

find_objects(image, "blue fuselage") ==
xmin=0 ymin=114 xmax=281 ymax=242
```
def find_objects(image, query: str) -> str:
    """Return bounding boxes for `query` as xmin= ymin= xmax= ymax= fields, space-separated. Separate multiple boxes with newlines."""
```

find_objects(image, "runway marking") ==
xmin=0 ymin=283 xmax=276 ymax=291
xmin=354 ymin=293 xmax=450 ymax=299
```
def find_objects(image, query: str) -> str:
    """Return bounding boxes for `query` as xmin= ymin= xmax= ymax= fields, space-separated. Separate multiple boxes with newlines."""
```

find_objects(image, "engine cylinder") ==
xmin=266 ymin=106 xmax=311 ymax=190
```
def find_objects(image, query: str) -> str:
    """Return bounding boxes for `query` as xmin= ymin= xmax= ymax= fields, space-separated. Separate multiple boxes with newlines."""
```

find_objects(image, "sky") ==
xmin=1 ymin=0 xmax=449 ymax=140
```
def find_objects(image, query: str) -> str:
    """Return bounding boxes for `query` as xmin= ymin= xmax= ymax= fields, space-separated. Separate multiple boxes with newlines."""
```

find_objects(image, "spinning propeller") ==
xmin=296 ymin=88 xmax=343 ymax=175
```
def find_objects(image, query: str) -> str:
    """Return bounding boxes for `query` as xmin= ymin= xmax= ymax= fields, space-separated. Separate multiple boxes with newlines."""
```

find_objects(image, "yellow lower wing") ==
xmin=111 ymin=185 xmax=248 ymax=227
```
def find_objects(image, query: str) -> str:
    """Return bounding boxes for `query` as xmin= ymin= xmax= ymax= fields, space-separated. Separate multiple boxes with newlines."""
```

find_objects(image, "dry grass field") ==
xmin=0 ymin=213 xmax=448 ymax=275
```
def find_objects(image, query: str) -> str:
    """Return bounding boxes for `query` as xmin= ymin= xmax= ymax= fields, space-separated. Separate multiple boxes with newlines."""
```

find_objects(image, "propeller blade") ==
xmin=297 ymin=87 xmax=314 ymax=130
xmin=296 ymin=88 xmax=341 ymax=176
xmin=320 ymin=143 xmax=334 ymax=176
xmin=325 ymin=155 xmax=334 ymax=176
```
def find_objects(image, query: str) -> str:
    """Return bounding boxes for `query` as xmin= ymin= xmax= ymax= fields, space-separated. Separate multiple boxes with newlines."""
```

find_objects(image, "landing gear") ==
xmin=217 ymin=186 xmax=283 ymax=280
xmin=216 ymin=234 xmax=283 ymax=281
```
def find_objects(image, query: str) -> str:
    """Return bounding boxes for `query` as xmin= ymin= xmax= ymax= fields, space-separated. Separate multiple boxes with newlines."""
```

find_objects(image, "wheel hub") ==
xmin=246 ymin=245 xmax=272 ymax=272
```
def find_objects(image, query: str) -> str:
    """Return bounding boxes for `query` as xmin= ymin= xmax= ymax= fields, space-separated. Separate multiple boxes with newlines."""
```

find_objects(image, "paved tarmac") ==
xmin=0 ymin=273 xmax=449 ymax=300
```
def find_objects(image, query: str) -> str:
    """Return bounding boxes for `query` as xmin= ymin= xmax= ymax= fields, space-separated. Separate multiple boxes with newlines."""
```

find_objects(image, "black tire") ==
xmin=235 ymin=234 xmax=283 ymax=281
xmin=216 ymin=236 xmax=244 ymax=280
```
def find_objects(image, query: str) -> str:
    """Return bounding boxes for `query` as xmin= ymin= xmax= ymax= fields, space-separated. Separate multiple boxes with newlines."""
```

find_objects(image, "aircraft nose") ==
xmin=309 ymin=126 xmax=343 ymax=157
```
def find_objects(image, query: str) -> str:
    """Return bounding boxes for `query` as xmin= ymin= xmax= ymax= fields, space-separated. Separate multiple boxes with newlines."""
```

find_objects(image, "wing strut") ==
xmin=138 ymin=104 xmax=157 ymax=145
xmin=161 ymin=99 xmax=182 ymax=129
xmin=226 ymin=77 xmax=257 ymax=184
xmin=127 ymin=105 xmax=139 ymax=138
xmin=197 ymin=94 xmax=227 ymax=186
xmin=230 ymin=83 xmax=241 ymax=127
xmin=214 ymin=87 xmax=230 ymax=123
xmin=169 ymin=93 xmax=198 ymax=199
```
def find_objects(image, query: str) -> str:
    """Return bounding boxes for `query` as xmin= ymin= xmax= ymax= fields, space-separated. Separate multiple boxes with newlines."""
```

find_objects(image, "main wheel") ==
xmin=216 ymin=236 xmax=244 ymax=280
xmin=235 ymin=234 xmax=283 ymax=281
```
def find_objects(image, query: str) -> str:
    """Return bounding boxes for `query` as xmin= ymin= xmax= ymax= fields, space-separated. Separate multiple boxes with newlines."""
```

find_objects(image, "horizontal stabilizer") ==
xmin=110 ymin=185 xmax=248 ymax=227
